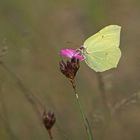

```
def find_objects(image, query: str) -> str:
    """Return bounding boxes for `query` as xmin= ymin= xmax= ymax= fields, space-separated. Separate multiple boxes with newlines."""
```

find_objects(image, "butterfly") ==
xmin=60 ymin=25 xmax=121 ymax=72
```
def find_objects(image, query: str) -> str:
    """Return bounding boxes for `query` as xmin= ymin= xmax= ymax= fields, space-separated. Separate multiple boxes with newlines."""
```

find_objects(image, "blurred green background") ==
xmin=0 ymin=0 xmax=140 ymax=140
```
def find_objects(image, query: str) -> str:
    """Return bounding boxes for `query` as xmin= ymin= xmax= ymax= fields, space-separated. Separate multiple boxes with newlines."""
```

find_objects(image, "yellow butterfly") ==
xmin=82 ymin=25 xmax=121 ymax=72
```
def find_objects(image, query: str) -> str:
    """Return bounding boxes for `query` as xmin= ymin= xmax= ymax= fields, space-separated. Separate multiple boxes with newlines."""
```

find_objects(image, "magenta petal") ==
xmin=60 ymin=49 xmax=75 ymax=58
xmin=60 ymin=48 xmax=84 ymax=61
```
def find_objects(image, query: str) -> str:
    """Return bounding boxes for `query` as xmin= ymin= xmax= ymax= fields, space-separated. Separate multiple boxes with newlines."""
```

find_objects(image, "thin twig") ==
xmin=113 ymin=92 xmax=139 ymax=113
xmin=96 ymin=73 xmax=112 ymax=117
xmin=0 ymin=61 xmax=71 ymax=140
xmin=0 ymin=62 xmax=45 ymax=118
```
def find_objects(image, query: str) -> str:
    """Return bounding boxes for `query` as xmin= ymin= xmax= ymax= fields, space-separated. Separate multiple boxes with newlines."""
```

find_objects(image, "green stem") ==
xmin=71 ymin=80 xmax=93 ymax=140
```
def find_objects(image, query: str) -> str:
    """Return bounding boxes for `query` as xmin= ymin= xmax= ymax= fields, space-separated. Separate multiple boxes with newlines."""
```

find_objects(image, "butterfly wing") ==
xmin=84 ymin=47 xmax=121 ymax=72
xmin=83 ymin=25 xmax=121 ymax=72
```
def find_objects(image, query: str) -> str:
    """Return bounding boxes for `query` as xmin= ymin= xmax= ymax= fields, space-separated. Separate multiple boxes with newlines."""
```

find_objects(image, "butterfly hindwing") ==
xmin=84 ymin=47 xmax=121 ymax=72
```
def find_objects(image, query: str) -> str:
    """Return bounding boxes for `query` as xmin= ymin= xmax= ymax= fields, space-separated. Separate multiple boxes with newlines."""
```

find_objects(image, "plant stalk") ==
xmin=70 ymin=80 xmax=93 ymax=140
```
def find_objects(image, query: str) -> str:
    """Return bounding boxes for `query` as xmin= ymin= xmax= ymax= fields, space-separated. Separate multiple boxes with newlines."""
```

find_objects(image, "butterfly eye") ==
xmin=79 ymin=46 xmax=84 ymax=50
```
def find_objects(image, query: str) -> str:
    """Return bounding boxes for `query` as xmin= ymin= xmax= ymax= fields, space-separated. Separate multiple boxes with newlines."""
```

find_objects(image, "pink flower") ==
xmin=60 ymin=49 xmax=84 ymax=61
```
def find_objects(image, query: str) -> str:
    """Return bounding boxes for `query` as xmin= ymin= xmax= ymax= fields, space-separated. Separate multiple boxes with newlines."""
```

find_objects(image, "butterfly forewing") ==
xmin=84 ymin=25 xmax=121 ymax=53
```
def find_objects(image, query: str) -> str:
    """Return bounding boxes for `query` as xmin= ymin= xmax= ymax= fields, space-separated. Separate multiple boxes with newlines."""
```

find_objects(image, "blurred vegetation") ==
xmin=0 ymin=0 xmax=140 ymax=140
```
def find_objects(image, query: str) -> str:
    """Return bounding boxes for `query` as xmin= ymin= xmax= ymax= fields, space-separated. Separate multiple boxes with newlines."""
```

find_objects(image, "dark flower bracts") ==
xmin=59 ymin=57 xmax=80 ymax=81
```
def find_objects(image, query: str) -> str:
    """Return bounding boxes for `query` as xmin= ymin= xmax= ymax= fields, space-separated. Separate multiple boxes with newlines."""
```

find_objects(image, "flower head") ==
xmin=60 ymin=48 xmax=84 ymax=61
xmin=42 ymin=111 xmax=56 ymax=130
xmin=59 ymin=57 xmax=80 ymax=80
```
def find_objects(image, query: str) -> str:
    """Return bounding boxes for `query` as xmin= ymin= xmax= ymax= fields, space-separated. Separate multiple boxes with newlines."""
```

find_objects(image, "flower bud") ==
xmin=42 ymin=111 xmax=56 ymax=130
